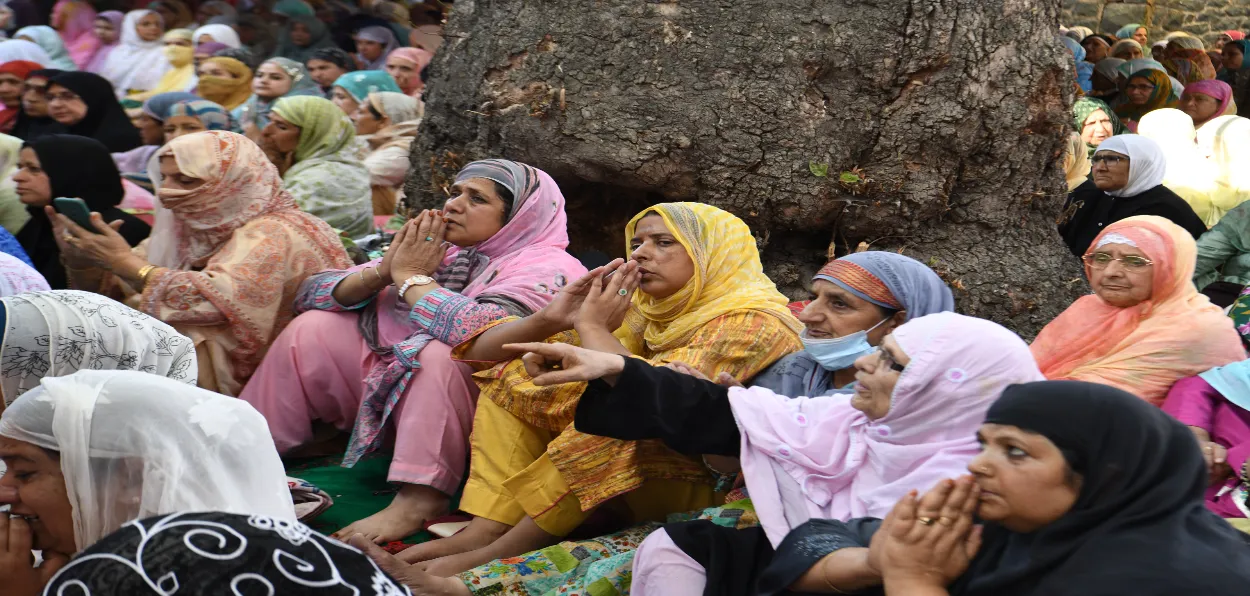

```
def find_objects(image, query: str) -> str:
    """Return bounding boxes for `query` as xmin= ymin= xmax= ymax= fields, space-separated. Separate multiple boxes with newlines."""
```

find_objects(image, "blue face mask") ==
xmin=801 ymin=318 xmax=889 ymax=372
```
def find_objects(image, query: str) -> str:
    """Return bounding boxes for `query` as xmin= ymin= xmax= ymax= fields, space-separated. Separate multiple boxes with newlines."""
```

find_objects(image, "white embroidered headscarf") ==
xmin=0 ymin=369 xmax=296 ymax=550
xmin=0 ymin=290 xmax=196 ymax=405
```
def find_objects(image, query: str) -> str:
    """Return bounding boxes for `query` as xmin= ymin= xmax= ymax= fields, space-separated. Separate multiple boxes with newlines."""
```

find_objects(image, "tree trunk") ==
xmin=405 ymin=0 xmax=1087 ymax=336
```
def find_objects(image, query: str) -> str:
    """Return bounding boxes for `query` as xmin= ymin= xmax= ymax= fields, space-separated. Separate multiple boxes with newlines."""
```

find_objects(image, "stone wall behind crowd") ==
xmin=1063 ymin=0 xmax=1250 ymax=44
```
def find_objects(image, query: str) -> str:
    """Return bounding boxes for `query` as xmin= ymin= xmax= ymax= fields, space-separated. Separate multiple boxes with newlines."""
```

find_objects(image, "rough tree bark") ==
xmin=405 ymin=0 xmax=1087 ymax=336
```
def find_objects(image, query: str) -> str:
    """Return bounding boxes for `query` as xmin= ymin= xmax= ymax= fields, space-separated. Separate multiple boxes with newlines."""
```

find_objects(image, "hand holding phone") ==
xmin=52 ymin=197 xmax=101 ymax=234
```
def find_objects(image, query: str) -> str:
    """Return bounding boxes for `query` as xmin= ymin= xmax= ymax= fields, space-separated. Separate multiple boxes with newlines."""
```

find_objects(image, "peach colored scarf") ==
xmin=1031 ymin=215 xmax=1245 ymax=405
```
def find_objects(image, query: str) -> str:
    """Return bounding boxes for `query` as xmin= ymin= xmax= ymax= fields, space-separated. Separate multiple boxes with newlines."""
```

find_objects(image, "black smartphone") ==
xmin=53 ymin=197 xmax=101 ymax=234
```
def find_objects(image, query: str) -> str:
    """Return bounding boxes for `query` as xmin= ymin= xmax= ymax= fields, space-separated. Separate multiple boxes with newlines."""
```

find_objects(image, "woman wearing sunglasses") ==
xmin=1057 ymin=134 xmax=1206 ymax=258
xmin=1034 ymin=215 xmax=1244 ymax=407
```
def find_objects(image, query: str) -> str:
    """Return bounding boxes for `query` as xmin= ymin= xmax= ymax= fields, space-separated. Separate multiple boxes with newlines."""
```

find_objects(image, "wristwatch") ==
xmin=397 ymin=274 xmax=435 ymax=301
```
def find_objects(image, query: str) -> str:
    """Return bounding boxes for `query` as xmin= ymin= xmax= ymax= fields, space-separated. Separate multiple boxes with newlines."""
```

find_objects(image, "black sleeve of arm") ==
xmin=574 ymin=357 xmax=742 ymax=456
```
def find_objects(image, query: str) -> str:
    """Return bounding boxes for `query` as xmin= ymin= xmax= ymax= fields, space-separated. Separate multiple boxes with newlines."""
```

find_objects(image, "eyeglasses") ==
xmin=45 ymin=91 xmax=80 ymax=103
xmin=1081 ymin=252 xmax=1155 ymax=269
xmin=876 ymin=347 xmax=906 ymax=373
xmin=1091 ymin=154 xmax=1128 ymax=166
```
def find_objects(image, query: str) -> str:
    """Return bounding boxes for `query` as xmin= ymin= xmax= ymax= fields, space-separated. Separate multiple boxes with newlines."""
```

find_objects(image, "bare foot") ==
xmin=397 ymin=517 xmax=511 ymax=564
xmin=332 ymin=484 xmax=449 ymax=544
xmin=349 ymin=535 xmax=471 ymax=596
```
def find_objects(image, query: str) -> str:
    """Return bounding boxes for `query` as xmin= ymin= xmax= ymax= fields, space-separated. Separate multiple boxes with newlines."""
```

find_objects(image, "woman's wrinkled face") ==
xmin=20 ymin=77 xmax=48 ymax=117
xmin=0 ymin=437 xmax=75 ymax=556
xmin=197 ymin=61 xmax=232 ymax=80
xmin=1115 ymin=46 xmax=1144 ymax=61
xmin=1091 ymin=149 xmax=1131 ymax=192
xmin=849 ymin=335 xmax=909 ymax=420
xmin=351 ymin=98 xmax=387 ymax=135
xmin=136 ymin=113 xmax=164 ymax=145
xmin=45 ymin=84 xmax=88 ymax=127
xmin=13 ymin=148 xmax=51 ymax=206
xmin=1082 ymin=39 xmax=1108 ymax=62
xmin=385 ymin=56 xmax=418 ymax=91
xmin=306 ymin=58 xmax=346 ymax=88
xmin=290 ymin=21 xmax=312 ymax=47
xmin=93 ymin=18 xmax=118 ymax=44
xmin=629 ymin=213 xmax=696 ymax=300
xmin=253 ymin=62 xmax=293 ymax=99
xmin=157 ymin=154 xmax=205 ymax=191
xmin=135 ymin=13 xmax=164 ymax=42
xmin=800 ymin=279 xmax=901 ymax=344
xmin=1222 ymin=44 xmax=1244 ymax=71
xmin=1125 ymin=76 xmax=1156 ymax=105
xmin=356 ymin=38 xmax=384 ymax=61
xmin=330 ymin=86 xmax=359 ymax=116
xmin=442 ymin=177 xmax=507 ymax=246
xmin=261 ymin=111 xmax=301 ymax=154
xmin=970 ymin=423 xmax=1081 ymax=533
xmin=162 ymin=114 xmax=207 ymax=141
xmin=0 ymin=73 xmax=23 ymax=108
xmin=1080 ymin=109 xmax=1114 ymax=148
xmin=1087 ymin=242 xmax=1155 ymax=307
xmin=1132 ymin=28 xmax=1149 ymax=47
xmin=1179 ymin=91 xmax=1222 ymax=126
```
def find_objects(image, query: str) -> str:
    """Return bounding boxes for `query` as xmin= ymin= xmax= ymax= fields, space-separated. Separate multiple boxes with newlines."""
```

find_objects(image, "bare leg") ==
xmin=397 ymin=516 xmax=512 ymax=563
xmin=332 ymin=484 xmax=449 ymax=544
xmin=350 ymin=535 xmax=472 ymax=596
xmin=422 ymin=516 xmax=559 ymax=577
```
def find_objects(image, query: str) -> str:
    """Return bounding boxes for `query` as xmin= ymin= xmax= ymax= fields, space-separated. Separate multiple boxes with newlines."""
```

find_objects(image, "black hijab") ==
xmin=951 ymin=381 xmax=1250 ymax=595
xmin=45 ymin=72 xmax=142 ymax=153
xmin=1057 ymin=178 xmax=1206 ymax=258
xmin=42 ymin=511 xmax=415 ymax=595
xmin=13 ymin=134 xmax=149 ymax=289
xmin=9 ymin=68 xmax=67 ymax=142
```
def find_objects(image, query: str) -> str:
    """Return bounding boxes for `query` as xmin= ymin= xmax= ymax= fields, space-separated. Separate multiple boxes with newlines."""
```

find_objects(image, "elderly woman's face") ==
xmin=1087 ymin=242 xmax=1155 ymax=308
xmin=1125 ymin=76 xmax=1156 ymax=105
xmin=1080 ymin=109 xmax=1114 ymax=147
xmin=0 ymin=437 xmax=76 ymax=556
xmin=1180 ymin=91 xmax=1222 ymax=126
xmin=1091 ymin=149 xmax=1130 ymax=191
xmin=849 ymin=335 xmax=909 ymax=419
xmin=800 ymin=279 xmax=902 ymax=345
xmin=45 ymin=84 xmax=88 ymax=127
xmin=162 ymin=115 xmax=207 ymax=141
xmin=442 ymin=177 xmax=507 ymax=246
xmin=1132 ymin=28 xmax=1149 ymax=46
xmin=1115 ymin=45 xmax=1144 ymax=61
xmin=385 ymin=56 xmax=419 ymax=91
xmin=261 ymin=112 xmax=301 ymax=154
xmin=1082 ymin=39 xmax=1108 ymax=62
xmin=629 ymin=213 xmax=696 ymax=300
xmin=969 ymin=423 xmax=1081 ymax=533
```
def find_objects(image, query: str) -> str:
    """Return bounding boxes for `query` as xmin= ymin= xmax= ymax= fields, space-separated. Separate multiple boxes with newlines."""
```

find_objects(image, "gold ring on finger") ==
xmin=917 ymin=516 xmax=935 ymax=526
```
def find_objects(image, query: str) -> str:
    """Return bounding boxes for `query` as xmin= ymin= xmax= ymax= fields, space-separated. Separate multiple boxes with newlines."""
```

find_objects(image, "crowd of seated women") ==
xmin=2 ymin=13 xmax=1250 ymax=596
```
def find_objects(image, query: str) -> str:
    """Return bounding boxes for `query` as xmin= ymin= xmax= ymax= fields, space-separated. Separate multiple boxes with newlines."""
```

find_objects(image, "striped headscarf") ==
xmin=167 ymin=98 xmax=230 ymax=130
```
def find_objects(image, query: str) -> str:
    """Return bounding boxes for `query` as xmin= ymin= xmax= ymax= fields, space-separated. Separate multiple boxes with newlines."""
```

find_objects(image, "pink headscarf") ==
xmin=731 ymin=312 xmax=1044 ymax=547
xmin=367 ymin=159 xmax=588 ymax=346
xmin=53 ymin=0 xmax=100 ymax=69
xmin=1225 ymin=31 xmax=1246 ymax=42
xmin=386 ymin=47 xmax=432 ymax=96
xmin=1185 ymin=79 xmax=1235 ymax=118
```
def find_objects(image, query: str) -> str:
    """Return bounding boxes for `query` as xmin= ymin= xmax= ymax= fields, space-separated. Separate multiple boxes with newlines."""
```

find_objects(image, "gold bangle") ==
xmin=369 ymin=266 xmax=386 ymax=285
xmin=137 ymin=264 xmax=158 ymax=286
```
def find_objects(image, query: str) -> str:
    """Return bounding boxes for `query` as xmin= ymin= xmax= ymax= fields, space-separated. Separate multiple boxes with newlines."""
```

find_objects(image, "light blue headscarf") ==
xmin=14 ymin=26 xmax=77 ymax=70
xmin=753 ymin=251 xmax=956 ymax=398
xmin=1199 ymin=361 xmax=1250 ymax=412
xmin=141 ymin=91 xmax=199 ymax=121
xmin=168 ymin=99 xmax=232 ymax=131
xmin=332 ymin=70 xmax=401 ymax=102
xmin=1116 ymin=23 xmax=1145 ymax=41
xmin=1060 ymin=36 xmax=1095 ymax=93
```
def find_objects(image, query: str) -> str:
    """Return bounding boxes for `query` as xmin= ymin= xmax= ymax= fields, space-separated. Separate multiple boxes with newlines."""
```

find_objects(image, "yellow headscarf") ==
xmin=614 ymin=202 xmax=802 ymax=354
xmin=197 ymin=57 xmax=254 ymax=110
xmin=131 ymin=29 xmax=196 ymax=101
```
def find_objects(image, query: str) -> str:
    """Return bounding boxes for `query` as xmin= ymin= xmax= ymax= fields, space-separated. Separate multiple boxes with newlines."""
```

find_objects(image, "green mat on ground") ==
xmin=284 ymin=452 xmax=460 ymax=544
